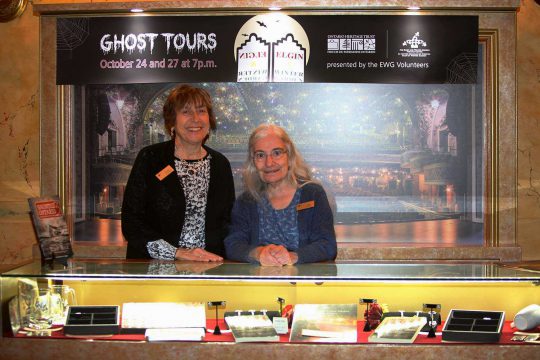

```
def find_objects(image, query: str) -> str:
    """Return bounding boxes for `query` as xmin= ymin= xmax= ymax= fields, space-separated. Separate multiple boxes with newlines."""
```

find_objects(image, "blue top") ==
xmin=258 ymin=188 xmax=301 ymax=250
xmin=225 ymin=182 xmax=337 ymax=264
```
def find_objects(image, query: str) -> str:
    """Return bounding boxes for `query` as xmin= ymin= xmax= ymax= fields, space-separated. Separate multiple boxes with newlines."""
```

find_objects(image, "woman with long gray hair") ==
xmin=225 ymin=124 xmax=337 ymax=266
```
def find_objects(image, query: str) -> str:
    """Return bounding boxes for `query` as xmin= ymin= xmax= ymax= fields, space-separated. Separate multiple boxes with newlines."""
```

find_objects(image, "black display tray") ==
xmin=442 ymin=309 xmax=505 ymax=343
xmin=64 ymin=305 xmax=120 ymax=335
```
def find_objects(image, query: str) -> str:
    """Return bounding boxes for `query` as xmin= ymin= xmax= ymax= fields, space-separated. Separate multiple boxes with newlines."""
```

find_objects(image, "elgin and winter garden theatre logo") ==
xmin=234 ymin=14 xmax=310 ymax=82
xmin=398 ymin=31 xmax=431 ymax=58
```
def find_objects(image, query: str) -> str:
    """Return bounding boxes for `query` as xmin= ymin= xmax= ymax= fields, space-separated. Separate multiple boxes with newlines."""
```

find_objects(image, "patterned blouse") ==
xmin=146 ymin=154 xmax=211 ymax=260
xmin=257 ymin=188 xmax=301 ymax=251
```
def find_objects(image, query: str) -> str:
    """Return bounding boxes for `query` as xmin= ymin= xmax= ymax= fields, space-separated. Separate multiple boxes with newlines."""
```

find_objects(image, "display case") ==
xmin=1 ymin=260 xmax=539 ymax=359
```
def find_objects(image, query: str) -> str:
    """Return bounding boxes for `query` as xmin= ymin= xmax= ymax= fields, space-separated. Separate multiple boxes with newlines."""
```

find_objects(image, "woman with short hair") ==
xmin=122 ymin=84 xmax=235 ymax=261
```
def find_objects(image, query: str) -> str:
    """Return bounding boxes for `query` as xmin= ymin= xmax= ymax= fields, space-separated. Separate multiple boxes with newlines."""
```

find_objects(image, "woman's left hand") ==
xmin=175 ymin=247 xmax=223 ymax=262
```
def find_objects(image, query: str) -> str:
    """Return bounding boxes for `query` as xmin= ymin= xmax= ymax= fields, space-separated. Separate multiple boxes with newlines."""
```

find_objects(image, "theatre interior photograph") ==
xmin=1 ymin=0 xmax=540 ymax=358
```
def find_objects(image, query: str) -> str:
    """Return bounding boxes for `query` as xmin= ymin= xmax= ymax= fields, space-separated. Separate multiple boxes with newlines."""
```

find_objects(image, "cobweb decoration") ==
xmin=57 ymin=18 xmax=90 ymax=51
xmin=446 ymin=53 xmax=478 ymax=84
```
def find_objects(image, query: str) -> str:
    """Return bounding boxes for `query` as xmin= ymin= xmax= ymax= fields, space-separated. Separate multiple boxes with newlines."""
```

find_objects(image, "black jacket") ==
xmin=121 ymin=140 xmax=235 ymax=259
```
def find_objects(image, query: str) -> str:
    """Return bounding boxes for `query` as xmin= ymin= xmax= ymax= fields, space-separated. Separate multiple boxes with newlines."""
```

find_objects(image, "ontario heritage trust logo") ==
xmin=234 ymin=14 xmax=310 ymax=82
xmin=327 ymin=34 xmax=376 ymax=54
xmin=398 ymin=31 xmax=431 ymax=58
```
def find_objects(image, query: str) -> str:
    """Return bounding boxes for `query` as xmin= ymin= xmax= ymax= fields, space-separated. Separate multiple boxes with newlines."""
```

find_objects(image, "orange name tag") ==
xmin=155 ymin=165 xmax=174 ymax=181
xmin=296 ymin=200 xmax=315 ymax=211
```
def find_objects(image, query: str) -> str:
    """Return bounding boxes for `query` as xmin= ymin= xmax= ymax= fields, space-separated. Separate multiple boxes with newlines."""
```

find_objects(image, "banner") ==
xmin=57 ymin=14 xmax=478 ymax=85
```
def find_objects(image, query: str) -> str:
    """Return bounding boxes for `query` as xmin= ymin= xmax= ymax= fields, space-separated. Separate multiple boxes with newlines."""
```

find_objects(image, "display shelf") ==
xmin=2 ymin=319 xmax=540 ymax=360
xmin=5 ymin=318 xmax=535 ymax=344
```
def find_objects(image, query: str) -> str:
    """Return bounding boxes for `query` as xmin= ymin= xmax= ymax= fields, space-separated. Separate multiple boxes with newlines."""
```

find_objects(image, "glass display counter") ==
xmin=1 ymin=260 xmax=539 ymax=359
xmin=4 ymin=259 xmax=540 ymax=280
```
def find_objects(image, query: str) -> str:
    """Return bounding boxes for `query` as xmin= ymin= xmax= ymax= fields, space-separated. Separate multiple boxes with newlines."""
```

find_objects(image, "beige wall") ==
xmin=517 ymin=0 xmax=540 ymax=260
xmin=0 ymin=7 xmax=40 ymax=264
xmin=0 ymin=0 xmax=538 ymax=265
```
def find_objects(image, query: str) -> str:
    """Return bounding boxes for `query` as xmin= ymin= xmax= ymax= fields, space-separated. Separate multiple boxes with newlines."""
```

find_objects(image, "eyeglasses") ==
xmin=252 ymin=148 xmax=287 ymax=162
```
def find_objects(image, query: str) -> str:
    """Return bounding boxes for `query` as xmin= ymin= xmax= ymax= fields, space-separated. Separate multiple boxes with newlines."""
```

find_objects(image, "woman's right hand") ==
xmin=175 ymin=247 xmax=223 ymax=262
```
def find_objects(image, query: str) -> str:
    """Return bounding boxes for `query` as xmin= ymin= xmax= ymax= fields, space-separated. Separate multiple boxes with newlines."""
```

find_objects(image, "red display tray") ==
xmin=11 ymin=320 xmax=539 ymax=345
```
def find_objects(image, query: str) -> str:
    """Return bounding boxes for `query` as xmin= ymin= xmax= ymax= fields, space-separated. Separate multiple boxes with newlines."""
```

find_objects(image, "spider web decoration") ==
xmin=446 ymin=52 xmax=478 ymax=84
xmin=57 ymin=18 xmax=90 ymax=51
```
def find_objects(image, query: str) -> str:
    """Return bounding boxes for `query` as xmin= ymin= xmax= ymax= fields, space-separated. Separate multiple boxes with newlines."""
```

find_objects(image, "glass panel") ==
xmin=2 ymin=260 xmax=539 ymax=282
xmin=71 ymin=80 xmax=485 ymax=247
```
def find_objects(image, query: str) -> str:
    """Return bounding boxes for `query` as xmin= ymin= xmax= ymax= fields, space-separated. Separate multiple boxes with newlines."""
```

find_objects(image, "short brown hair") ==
xmin=163 ymin=85 xmax=216 ymax=138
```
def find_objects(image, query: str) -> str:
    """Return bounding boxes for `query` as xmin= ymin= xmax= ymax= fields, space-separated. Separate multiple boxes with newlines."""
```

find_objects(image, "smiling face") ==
xmin=252 ymin=133 xmax=290 ymax=186
xmin=173 ymin=102 xmax=210 ymax=147
xmin=163 ymin=85 xmax=216 ymax=146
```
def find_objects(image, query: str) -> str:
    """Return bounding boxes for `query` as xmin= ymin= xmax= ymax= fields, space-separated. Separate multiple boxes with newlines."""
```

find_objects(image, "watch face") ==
xmin=0 ymin=0 xmax=28 ymax=23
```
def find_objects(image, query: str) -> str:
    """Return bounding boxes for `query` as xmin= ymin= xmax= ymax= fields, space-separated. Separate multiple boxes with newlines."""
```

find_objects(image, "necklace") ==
xmin=175 ymin=155 xmax=210 ymax=176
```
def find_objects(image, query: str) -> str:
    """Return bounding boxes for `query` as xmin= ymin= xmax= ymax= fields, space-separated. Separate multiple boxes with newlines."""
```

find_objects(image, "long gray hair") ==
xmin=243 ymin=124 xmax=313 ymax=201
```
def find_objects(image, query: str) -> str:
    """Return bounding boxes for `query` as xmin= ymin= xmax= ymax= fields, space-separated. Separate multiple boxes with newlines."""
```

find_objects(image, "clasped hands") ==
xmin=175 ymin=247 xmax=223 ymax=262
xmin=254 ymin=244 xmax=298 ymax=266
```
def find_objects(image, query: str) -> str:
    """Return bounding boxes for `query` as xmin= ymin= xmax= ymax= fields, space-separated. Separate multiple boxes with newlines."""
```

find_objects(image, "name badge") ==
xmin=155 ymin=165 xmax=174 ymax=181
xmin=296 ymin=200 xmax=315 ymax=211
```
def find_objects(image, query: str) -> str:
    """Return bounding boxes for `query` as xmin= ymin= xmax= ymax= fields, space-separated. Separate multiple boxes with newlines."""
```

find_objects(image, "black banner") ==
xmin=57 ymin=15 xmax=478 ymax=85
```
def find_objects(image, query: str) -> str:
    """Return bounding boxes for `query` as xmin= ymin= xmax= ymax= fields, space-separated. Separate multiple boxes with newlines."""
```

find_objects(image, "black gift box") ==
xmin=64 ymin=305 xmax=120 ymax=335
xmin=442 ymin=309 xmax=505 ymax=343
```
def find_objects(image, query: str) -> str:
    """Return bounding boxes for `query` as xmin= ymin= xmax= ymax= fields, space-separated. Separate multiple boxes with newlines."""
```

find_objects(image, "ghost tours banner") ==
xmin=56 ymin=14 xmax=478 ymax=85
